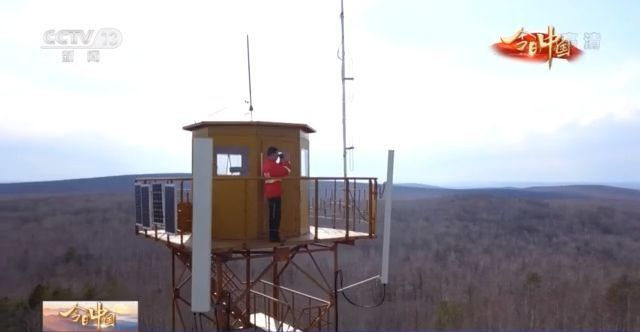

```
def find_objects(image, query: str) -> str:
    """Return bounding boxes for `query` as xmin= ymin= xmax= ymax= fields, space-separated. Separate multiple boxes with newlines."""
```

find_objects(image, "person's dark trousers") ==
xmin=268 ymin=197 xmax=282 ymax=241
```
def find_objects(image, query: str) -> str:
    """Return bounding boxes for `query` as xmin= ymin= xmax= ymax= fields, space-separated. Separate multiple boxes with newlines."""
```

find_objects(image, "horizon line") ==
xmin=1 ymin=173 xmax=639 ymax=190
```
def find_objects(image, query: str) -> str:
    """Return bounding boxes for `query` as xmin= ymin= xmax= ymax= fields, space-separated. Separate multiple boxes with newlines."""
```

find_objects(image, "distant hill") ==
xmin=396 ymin=183 xmax=443 ymax=189
xmin=390 ymin=186 xmax=575 ymax=200
xmin=2 ymin=175 xmax=640 ymax=201
xmin=524 ymin=184 xmax=640 ymax=200
xmin=0 ymin=174 xmax=189 ymax=196
xmin=392 ymin=184 xmax=640 ymax=201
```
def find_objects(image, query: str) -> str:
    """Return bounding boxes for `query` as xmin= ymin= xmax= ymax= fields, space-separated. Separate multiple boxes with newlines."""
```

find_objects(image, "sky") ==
xmin=1 ymin=0 xmax=639 ymax=185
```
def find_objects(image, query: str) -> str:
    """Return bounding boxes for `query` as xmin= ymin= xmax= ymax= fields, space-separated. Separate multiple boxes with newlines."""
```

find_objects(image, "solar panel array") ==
xmin=135 ymin=182 xmax=178 ymax=234
xmin=141 ymin=185 xmax=151 ymax=228
xmin=164 ymin=185 xmax=177 ymax=233
xmin=152 ymin=184 xmax=164 ymax=224
xmin=134 ymin=184 xmax=142 ymax=225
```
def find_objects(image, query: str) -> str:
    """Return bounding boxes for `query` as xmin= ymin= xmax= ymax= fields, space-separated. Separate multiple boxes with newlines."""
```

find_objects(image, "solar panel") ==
xmin=164 ymin=185 xmax=177 ymax=233
xmin=141 ymin=185 xmax=151 ymax=228
xmin=134 ymin=184 xmax=142 ymax=226
xmin=152 ymin=184 xmax=164 ymax=225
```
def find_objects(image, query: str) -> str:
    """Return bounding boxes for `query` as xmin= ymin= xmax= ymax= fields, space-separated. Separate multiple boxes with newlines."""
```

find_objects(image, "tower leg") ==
xmin=214 ymin=255 xmax=230 ymax=330
xmin=334 ymin=244 xmax=339 ymax=332
xmin=171 ymin=248 xmax=176 ymax=332
xmin=273 ymin=254 xmax=279 ymax=323
xmin=245 ymin=251 xmax=251 ymax=325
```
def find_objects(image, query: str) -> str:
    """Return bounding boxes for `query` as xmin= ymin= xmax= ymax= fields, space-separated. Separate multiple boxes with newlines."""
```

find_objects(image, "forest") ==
xmin=1 ymin=185 xmax=640 ymax=331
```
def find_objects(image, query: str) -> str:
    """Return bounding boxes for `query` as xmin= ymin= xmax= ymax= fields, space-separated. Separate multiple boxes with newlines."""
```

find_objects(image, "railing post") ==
xmin=373 ymin=179 xmax=378 ymax=236
xmin=332 ymin=181 xmax=337 ymax=228
xmin=368 ymin=179 xmax=373 ymax=237
xmin=273 ymin=255 xmax=279 ymax=324
xmin=344 ymin=178 xmax=349 ymax=239
xmin=246 ymin=250 xmax=251 ymax=324
xmin=314 ymin=178 xmax=319 ymax=241
xmin=171 ymin=247 xmax=176 ymax=332
xmin=180 ymin=180 xmax=184 ymax=203
xmin=352 ymin=178 xmax=356 ymax=231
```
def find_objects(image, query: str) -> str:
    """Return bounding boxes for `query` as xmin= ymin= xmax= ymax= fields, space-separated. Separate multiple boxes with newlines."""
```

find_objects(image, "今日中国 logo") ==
xmin=42 ymin=301 xmax=138 ymax=331
xmin=492 ymin=25 xmax=584 ymax=69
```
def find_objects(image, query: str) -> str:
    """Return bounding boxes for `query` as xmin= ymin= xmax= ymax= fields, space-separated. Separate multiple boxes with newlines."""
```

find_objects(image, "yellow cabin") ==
xmin=182 ymin=121 xmax=314 ymax=241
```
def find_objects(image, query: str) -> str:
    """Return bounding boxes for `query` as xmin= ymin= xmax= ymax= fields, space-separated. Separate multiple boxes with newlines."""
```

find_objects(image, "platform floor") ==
xmin=137 ymin=226 xmax=371 ymax=252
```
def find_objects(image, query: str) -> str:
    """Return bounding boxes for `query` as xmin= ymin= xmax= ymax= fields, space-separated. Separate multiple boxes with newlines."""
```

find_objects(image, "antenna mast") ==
xmin=340 ymin=0 xmax=350 ymax=177
xmin=247 ymin=34 xmax=254 ymax=121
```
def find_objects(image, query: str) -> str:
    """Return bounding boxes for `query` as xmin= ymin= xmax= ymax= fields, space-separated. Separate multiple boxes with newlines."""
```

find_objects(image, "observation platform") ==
xmin=134 ymin=176 xmax=378 ymax=252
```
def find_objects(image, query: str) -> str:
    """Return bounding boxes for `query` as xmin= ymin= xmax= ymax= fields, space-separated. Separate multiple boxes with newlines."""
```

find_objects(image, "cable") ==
xmin=198 ymin=313 xmax=204 ymax=332
xmin=334 ymin=270 xmax=339 ymax=332
xmin=213 ymin=304 xmax=221 ymax=332
xmin=336 ymin=270 xmax=386 ymax=309
xmin=226 ymin=292 xmax=231 ymax=330
xmin=192 ymin=313 xmax=197 ymax=332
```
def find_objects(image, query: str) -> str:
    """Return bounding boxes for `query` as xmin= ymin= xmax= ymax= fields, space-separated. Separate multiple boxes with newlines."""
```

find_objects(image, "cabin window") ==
xmin=301 ymin=148 xmax=309 ymax=176
xmin=215 ymin=147 xmax=248 ymax=176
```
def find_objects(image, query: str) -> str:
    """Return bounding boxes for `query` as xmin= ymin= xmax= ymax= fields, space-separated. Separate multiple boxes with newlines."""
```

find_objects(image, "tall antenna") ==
xmin=340 ymin=0 xmax=355 ymax=177
xmin=247 ymin=34 xmax=254 ymax=121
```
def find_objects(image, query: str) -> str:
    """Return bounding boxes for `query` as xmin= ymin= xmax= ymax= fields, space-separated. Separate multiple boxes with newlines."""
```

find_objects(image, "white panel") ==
xmin=191 ymin=137 xmax=213 ymax=312
xmin=381 ymin=150 xmax=394 ymax=285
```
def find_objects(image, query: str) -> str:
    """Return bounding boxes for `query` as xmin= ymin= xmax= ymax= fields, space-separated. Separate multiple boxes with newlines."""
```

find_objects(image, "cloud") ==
xmin=0 ymin=134 xmax=188 ymax=182
xmin=1 ymin=0 xmax=639 ymax=182
xmin=411 ymin=111 xmax=640 ymax=183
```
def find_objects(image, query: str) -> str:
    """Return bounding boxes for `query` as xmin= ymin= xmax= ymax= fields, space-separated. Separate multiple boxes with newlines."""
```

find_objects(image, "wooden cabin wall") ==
xmin=210 ymin=134 xmax=260 ymax=240
xmin=190 ymin=124 xmax=307 ymax=241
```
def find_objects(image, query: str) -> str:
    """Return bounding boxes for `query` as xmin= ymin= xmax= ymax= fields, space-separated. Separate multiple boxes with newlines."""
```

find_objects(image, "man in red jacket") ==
xmin=262 ymin=146 xmax=292 ymax=242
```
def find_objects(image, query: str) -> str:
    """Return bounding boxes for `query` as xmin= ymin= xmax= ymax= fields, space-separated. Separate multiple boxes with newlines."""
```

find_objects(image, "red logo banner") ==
xmin=492 ymin=26 xmax=583 ymax=69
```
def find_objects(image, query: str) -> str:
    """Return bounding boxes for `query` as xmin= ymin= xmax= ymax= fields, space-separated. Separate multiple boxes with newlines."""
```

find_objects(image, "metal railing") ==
xmin=251 ymin=279 xmax=332 ymax=331
xmin=302 ymin=177 xmax=379 ymax=240
xmin=133 ymin=176 xmax=378 ymax=245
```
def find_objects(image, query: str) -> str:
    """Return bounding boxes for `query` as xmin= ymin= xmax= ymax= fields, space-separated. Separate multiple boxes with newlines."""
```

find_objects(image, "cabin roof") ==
xmin=183 ymin=121 xmax=316 ymax=133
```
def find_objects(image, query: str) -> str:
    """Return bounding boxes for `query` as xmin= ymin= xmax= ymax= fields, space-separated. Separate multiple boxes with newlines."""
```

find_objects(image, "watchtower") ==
xmin=134 ymin=121 xmax=394 ymax=331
